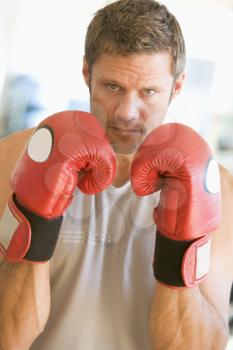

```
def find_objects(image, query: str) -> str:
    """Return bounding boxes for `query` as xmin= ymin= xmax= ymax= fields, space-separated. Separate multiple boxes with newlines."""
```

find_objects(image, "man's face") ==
xmin=83 ymin=53 xmax=184 ymax=154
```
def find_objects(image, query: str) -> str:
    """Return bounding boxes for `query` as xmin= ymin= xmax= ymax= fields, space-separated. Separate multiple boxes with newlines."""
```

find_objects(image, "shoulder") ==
xmin=211 ymin=164 xmax=233 ymax=266
xmin=218 ymin=164 xmax=233 ymax=245
xmin=198 ymin=164 xmax=233 ymax=325
xmin=206 ymin=164 xmax=233 ymax=272
xmin=0 ymin=127 xmax=35 ymax=170
xmin=0 ymin=128 xmax=35 ymax=217
xmin=219 ymin=164 xmax=233 ymax=197
xmin=0 ymin=128 xmax=35 ymax=155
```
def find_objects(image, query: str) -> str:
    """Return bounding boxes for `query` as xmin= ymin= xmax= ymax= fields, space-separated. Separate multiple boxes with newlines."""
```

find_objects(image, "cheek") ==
xmin=143 ymin=100 xmax=168 ymax=129
xmin=90 ymin=91 xmax=114 ymax=126
xmin=145 ymin=117 xmax=165 ymax=135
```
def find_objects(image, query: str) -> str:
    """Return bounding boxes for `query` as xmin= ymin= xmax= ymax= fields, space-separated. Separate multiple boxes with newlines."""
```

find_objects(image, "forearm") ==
xmin=149 ymin=282 xmax=228 ymax=350
xmin=0 ymin=260 xmax=50 ymax=350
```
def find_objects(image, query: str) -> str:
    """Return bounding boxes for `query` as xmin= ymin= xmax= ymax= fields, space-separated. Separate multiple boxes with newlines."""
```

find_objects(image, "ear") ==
xmin=82 ymin=56 xmax=90 ymax=87
xmin=171 ymin=72 xmax=186 ymax=100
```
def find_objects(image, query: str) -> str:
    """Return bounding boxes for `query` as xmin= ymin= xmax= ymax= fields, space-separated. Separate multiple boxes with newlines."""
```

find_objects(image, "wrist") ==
xmin=5 ymin=194 xmax=63 ymax=263
xmin=153 ymin=230 xmax=211 ymax=287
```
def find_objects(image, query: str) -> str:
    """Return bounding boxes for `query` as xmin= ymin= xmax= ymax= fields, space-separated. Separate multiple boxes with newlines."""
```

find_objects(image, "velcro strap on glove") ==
xmin=9 ymin=195 xmax=63 ymax=262
xmin=153 ymin=230 xmax=211 ymax=287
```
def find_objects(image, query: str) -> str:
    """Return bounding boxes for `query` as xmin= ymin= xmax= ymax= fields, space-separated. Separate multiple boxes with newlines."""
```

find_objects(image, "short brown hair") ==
xmin=85 ymin=0 xmax=186 ymax=78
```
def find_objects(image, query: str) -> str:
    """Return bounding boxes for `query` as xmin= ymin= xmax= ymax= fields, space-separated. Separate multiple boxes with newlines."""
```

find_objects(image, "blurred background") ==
xmin=0 ymin=0 xmax=233 ymax=347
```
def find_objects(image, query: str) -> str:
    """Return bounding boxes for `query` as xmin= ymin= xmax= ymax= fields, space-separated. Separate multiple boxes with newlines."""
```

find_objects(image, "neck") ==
xmin=112 ymin=153 xmax=134 ymax=188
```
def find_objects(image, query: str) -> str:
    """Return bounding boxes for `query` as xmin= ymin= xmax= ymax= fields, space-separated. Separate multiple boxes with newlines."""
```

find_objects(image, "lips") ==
xmin=109 ymin=126 xmax=142 ymax=134
xmin=107 ymin=125 xmax=144 ymax=153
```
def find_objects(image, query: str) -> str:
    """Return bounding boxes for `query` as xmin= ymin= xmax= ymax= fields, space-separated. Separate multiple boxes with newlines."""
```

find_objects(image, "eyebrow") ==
xmin=100 ymin=77 xmax=159 ymax=90
xmin=101 ymin=78 xmax=121 ymax=85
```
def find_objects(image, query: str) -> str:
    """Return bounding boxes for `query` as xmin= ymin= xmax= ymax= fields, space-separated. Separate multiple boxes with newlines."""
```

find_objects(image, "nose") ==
xmin=114 ymin=93 xmax=140 ymax=122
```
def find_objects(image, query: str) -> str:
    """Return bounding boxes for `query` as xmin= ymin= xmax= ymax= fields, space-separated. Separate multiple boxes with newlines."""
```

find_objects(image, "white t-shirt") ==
xmin=1 ymin=182 xmax=159 ymax=350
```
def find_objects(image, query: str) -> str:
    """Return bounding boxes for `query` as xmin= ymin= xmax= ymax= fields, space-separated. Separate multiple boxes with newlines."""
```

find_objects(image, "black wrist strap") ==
xmin=13 ymin=195 xmax=63 ymax=262
xmin=153 ymin=230 xmax=195 ymax=287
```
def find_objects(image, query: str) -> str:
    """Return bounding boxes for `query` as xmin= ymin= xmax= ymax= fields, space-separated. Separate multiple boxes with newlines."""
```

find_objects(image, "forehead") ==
xmin=91 ymin=52 xmax=174 ymax=86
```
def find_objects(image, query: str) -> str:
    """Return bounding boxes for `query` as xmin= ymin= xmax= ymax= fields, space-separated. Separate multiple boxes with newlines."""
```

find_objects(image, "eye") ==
xmin=27 ymin=127 xmax=53 ymax=162
xmin=107 ymin=83 xmax=120 ymax=91
xmin=143 ymin=88 xmax=156 ymax=96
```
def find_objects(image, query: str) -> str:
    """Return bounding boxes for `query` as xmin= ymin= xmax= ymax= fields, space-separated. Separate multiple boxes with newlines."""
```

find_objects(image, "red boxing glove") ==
xmin=0 ymin=110 xmax=116 ymax=263
xmin=130 ymin=123 xmax=221 ymax=287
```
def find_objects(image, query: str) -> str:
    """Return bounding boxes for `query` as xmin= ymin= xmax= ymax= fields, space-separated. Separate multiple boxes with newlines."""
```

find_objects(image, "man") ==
xmin=0 ymin=0 xmax=233 ymax=349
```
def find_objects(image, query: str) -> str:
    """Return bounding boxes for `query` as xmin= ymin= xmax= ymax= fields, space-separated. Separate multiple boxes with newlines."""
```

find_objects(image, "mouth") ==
xmin=108 ymin=126 xmax=142 ymax=136
xmin=106 ymin=125 xmax=144 ymax=154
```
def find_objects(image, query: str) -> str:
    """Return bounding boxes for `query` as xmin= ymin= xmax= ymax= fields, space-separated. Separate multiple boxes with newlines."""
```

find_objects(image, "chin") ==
xmin=110 ymin=142 xmax=138 ymax=155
